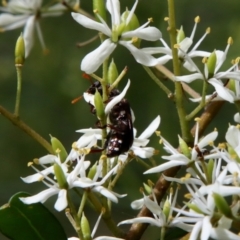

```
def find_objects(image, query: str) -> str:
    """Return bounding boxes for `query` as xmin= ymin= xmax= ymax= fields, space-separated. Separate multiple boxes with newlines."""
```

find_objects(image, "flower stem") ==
xmin=88 ymin=191 xmax=124 ymax=237
xmin=186 ymin=80 xmax=208 ymax=121
xmin=77 ymin=191 xmax=88 ymax=219
xmin=142 ymin=66 xmax=173 ymax=98
xmin=0 ymin=105 xmax=54 ymax=154
xmin=167 ymin=0 xmax=192 ymax=143
xmin=67 ymin=192 xmax=83 ymax=239
xmin=14 ymin=65 xmax=22 ymax=117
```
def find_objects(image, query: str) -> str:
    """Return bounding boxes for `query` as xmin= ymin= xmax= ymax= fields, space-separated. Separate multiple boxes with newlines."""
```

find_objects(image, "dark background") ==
xmin=0 ymin=0 xmax=240 ymax=239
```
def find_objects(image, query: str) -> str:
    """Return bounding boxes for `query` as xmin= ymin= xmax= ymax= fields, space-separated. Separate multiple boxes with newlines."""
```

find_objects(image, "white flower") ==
xmin=176 ymin=40 xmax=240 ymax=103
xmin=144 ymin=122 xmax=218 ymax=174
xmin=20 ymin=154 xmax=83 ymax=211
xmin=131 ymin=115 xmax=160 ymax=158
xmin=70 ymin=158 xmax=127 ymax=203
xmin=172 ymin=180 xmax=240 ymax=240
xmin=0 ymin=0 xmax=67 ymax=57
xmin=225 ymin=125 xmax=240 ymax=158
xmin=20 ymin=154 xmax=125 ymax=211
xmin=140 ymin=16 xmax=210 ymax=70
xmin=119 ymin=189 xmax=191 ymax=232
xmin=71 ymin=0 xmax=161 ymax=73
xmin=67 ymin=128 xmax=102 ymax=161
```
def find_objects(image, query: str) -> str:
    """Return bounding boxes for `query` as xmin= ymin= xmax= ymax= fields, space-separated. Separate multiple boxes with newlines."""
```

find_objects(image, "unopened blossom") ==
xmin=72 ymin=0 xmax=161 ymax=73
xmin=68 ymin=211 xmax=125 ymax=240
xmin=0 ymin=0 xmax=69 ymax=57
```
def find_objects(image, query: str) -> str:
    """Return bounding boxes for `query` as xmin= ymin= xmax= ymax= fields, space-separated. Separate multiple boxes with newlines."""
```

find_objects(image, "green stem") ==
xmin=67 ymin=192 xmax=84 ymax=239
xmin=135 ymin=156 xmax=151 ymax=169
xmin=87 ymin=191 xmax=124 ymax=237
xmin=77 ymin=191 xmax=88 ymax=219
xmin=0 ymin=105 xmax=54 ymax=154
xmin=186 ymin=80 xmax=208 ymax=121
xmin=167 ymin=0 xmax=192 ymax=143
xmin=14 ymin=65 xmax=22 ymax=117
xmin=160 ymin=226 xmax=166 ymax=240
xmin=142 ymin=66 xmax=173 ymax=98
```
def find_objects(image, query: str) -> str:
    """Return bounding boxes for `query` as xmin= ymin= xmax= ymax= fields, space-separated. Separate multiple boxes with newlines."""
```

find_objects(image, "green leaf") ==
xmin=0 ymin=192 xmax=67 ymax=240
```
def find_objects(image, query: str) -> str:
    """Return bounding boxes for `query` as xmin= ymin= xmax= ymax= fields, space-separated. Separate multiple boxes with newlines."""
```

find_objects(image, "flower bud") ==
xmin=186 ymin=203 xmax=203 ymax=214
xmin=108 ymin=59 xmax=118 ymax=85
xmin=212 ymin=192 xmax=233 ymax=218
xmin=207 ymin=51 xmax=217 ymax=79
xmin=93 ymin=0 xmax=107 ymax=22
xmin=81 ymin=212 xmax=91 ymax=240
xmin=163 ymin=198 xmax=170 ymax=219
xmin=143 ymin=182 xmax=152 ymax=195
xmin=178 ymin=135 xmax=190 ymax=158
xmin=54 ymin=163 xmax=68 ymax=189
xmin=15 ymin=33 xmax=25 ymax=65
xmin=50 ymin=136 xmax=68 ymax=163
xmin=228 ymin=79 xmax=236 ymax=92
xmin=177 ymin=26 xmax=185 ymax=44
xmin=121 ymin=10 xmax=140 ymax=47
xmin=121 ymin=10 xmax=140 ymax=33
xmin=207 ymin=159 xmax=214 ymax=182
xmin=94 ymin=89 xmax=105 ymax=121
xmin=87 ymin=162 xmax=97 ymax=180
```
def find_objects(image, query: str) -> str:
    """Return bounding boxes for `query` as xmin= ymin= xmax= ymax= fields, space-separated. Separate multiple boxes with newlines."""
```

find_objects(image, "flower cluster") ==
xmin=122 ymin=121 xmax=240 ymax=240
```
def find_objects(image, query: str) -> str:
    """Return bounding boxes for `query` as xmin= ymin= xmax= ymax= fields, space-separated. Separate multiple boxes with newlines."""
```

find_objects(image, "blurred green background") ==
xmin=0 ymin=0 xmax=240 ymax=239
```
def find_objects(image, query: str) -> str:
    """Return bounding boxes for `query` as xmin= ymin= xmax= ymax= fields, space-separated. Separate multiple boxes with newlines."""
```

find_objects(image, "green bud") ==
xmin=121 ymin=10 xmax=140 ymax=33
xmin=207 ymin=159 xmax=214 ymax=182
xmin=163 ymin=198 xmax=170 ymax=219
xmin=186 ymin=203 xmax=203 ymax=214
xmin=212 ymin=192 xmax=232 ymax=218
xmin=143 ymin=182 xmax=152 ymax=195
xmin=228 ymin=79 xmax=236 ymax=92
xmin=15 ymin=33 xmax=25 ymax=65
xmin=50 ymin=136 xmax=68 ymax=163
xmin=108 ymin=59 xmax=118 ymax=85
xmin=81 ymin=212 xmax=91 ymax=240
xmin=54 ymin=163 xmax=68 ymax=189
xmin=177 ymin=26 xmax=185 ymax=44
xmin=94 ymin=89 xmax=105 ymax=121
xmin=207 ymin=51 xmax=217 ymax=79
xmin=87 ymin=162 xmax=97 ymax=180
xmin=121 ymin=10 xmax=140 ymax=47
xmin=93 ymin=0 xmax=107 ymax=22
xmin=178 ymin=135 xmax=191 ymax=158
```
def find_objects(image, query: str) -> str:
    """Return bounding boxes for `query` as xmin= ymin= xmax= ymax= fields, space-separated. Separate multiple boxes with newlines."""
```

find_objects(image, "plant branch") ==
xmin=0 ymin=105 xmax=54 ymax=154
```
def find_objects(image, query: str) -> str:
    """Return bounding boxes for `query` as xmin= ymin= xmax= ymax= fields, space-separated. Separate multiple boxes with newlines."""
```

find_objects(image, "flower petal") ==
xmin=208 ymin=78 xmax=235 ymax=103
xmin=105 ymin=79 xmax=130 ymax=114
xmin=23 ymin=15 xmax=36 ymax=57
xmin=54 ymin=189 xmax=68 ymax=211
xmin=120 ymin=41 xmax=158 ymax=66
xmin=81 ymin=39 xmax=116 ymax=73
xmin=138 ymin=115 xmax=160 ymax=139
xmin=71 ymin=12 xmax=111 ymax=36
xmin=20 ymin=187 xmax=59 ymax=204
xmin=122 ymin=27 xmax=162 ymax=41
